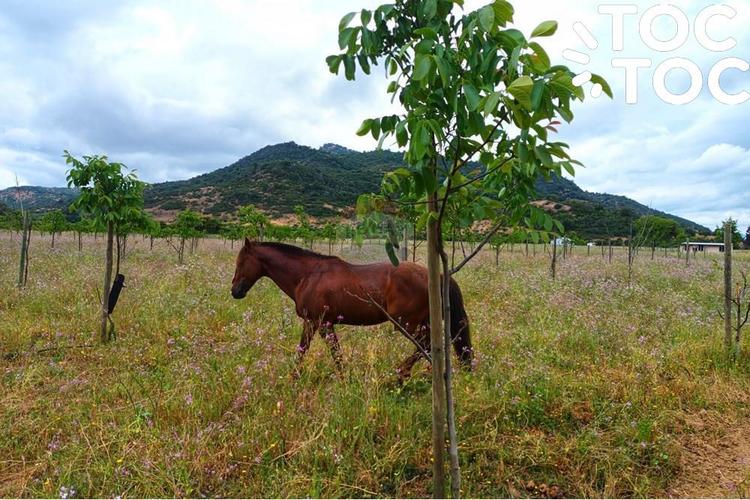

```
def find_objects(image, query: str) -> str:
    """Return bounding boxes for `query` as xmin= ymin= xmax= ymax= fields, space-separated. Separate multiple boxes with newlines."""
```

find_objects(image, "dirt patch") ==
xmin=669 ymin=410 xmax=750 ymax=498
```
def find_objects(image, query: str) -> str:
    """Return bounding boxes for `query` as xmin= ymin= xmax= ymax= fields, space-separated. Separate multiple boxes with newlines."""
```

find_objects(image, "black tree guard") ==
xmin=108 ymin=274 xmax=125 ymax=314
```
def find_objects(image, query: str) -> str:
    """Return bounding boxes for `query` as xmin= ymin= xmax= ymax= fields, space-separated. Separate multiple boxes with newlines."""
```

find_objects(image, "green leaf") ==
xmin=528 ymin=42 xmax=550 ymax=70
xmin=343 ymin=55 xmax=355 ymax=80
xmin=414 ymin=27 xmax=438 ymax=40
xmin=370 ymin=119 xmax=381 ymax=140
xmin=534 ymin=146 xmax=553 ymax=168
xmin=478 ymin=5 xmax=495 ymax=32
xmin=530 ymin=80 xmax=545 ymax=111
xmin=339 ymin=12 xmax=356 ymax=32
xmin=325 ymin=55 xmax=342 ymax=74
xmin=562 ymin=161 xmax=576 ymax=176
xmin=357 ymin=54 xmax=371 ymax=75
xmin=421 ymin=165 xmax=437 ymax=194
xmin=484 ymin=91 xmax=501 ymax=115
xmin=412 ymin=124 xmax=429 ymax=159
xmin=492 ymin=0 xmax=514 ymax=25
xmin=396 ymin=121 xmax=408 ymax=147
xmin=531 ymin=20 xmax=558 ymax=38
xmin=434 ymin=54 xmax=452 ymax=88
xmin=338 ymin=27 xmax=357 ymax=51
xmin=591 ymin=73 xmax=614 ymax=98
xmin=360 ymin=9 xmax=372 ymax=26
xmin=463 ymin=83 xmax=481 ymax=111
xmin=356 ymin=119 xmax=372 ymax=137
xmin=507 ymin=76 xmax=534 ymax=110
xmin=421 ymin=0 xmax=437 ymax=21
xmin=413 ymin=53 xmax=433 ymax=81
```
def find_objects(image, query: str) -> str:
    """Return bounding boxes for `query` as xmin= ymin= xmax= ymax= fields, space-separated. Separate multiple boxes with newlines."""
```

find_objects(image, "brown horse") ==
xmin=231 ymin=239 xmax=472 ymax=379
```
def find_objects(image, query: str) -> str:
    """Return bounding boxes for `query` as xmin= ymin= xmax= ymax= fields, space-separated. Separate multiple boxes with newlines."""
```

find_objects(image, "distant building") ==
xmin=681 ymin=242 xmax=725 ymax=253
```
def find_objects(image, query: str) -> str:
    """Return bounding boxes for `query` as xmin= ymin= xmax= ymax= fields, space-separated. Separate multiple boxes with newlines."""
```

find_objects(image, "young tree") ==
xmin=38 ymin=209 xmax=69 ymax=248
xmin=294 ymin=205 xmax=314 ymax=249
xmin=745 ymin=226 xmax=750 ymax=249
xmin=328 ymin=1 xmax=606 ymax=495
xmin=70 ymin=218 xmax=92 ymax=252
xmin=221 ymin=221 xmax=244 ymax=249
xmin=714 ymin=218 xmax=743 ymax=249
xmin=66 ymin=152 xmax=146 ymax=343
xmin=321 ymin=221 xmax=338 ymax=254
xmin=170 ymin=209 xmax=203 ymax=264
xmin=238 ymin=204 xmax=270 ymax=241
xmin=327 ymin=0 xmax=611 ymax=497
xmin=115 ymin=211 xmax=156 ymax=273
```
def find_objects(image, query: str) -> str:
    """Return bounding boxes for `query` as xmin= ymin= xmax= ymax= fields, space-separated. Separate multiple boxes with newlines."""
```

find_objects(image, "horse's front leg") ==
xmin=293 ymin=320 xmax=317 ymax=378
xmin=319 ymin=322 xmax=343 ymax=371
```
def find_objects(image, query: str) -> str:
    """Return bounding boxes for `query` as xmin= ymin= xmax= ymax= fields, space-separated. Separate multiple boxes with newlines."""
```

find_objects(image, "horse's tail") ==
xmin=449 ymin=278 xmax=473 ymax=370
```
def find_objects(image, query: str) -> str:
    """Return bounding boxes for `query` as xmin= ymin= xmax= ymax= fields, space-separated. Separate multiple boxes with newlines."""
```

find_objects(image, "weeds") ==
xmin=1 ymin=234 xmax=749 ymax=497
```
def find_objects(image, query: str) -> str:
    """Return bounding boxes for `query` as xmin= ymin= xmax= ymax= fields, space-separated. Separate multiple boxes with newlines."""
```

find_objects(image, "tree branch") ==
xmin=451 ymin=220 xmax=506 ymax=274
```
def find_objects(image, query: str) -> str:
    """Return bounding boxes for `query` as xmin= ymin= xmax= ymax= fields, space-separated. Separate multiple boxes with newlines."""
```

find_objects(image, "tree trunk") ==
xmin=724 ymin=223 xmax=733 ymax=355
xmin=439 ymin=251 xmax=461 ymax=498
xmin=179 ymin=238 xmax=186 ymax=264
xmin=51 ymin=231 xmax=55 ymax=248
xmin=115 ymin=233 xmax=122 ymax=276
xmin=101 ymin=221 xmax=115 ymax=343
xmin=427 ymin=193 xmax=446 ymax=498
xmin=401 ymin=225 xmax=409 ymax=261
xmin=413 ymin=225 xmax=417 ymax=262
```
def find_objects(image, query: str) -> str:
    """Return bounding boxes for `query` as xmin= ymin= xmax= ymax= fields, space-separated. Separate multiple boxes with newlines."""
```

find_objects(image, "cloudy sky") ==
xmin=0 ymin=0 xmax=748 ymax=231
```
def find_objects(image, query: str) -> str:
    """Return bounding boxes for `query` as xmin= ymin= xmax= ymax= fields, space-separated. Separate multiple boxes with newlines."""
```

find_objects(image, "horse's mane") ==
xmin=259 ymin=242 xmax=339 ymax=260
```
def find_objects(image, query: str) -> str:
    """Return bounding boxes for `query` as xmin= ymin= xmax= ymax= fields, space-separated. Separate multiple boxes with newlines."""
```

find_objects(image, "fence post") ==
xmin=551 ymin=239 xmax=557 ymax=280
xmin=17 ymin=213 xmax=31 ymax=287
xmin=724 ymin=222 xmax=733 ymax=355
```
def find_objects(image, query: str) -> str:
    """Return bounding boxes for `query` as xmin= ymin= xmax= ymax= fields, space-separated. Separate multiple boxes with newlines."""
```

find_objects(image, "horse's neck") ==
xmin=257 ymin=247 xmax=312 ymax=300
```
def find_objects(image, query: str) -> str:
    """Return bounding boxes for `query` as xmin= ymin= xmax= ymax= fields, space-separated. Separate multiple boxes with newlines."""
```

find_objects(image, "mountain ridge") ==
xmin=0 ymin=142 xmax=711 ymax=238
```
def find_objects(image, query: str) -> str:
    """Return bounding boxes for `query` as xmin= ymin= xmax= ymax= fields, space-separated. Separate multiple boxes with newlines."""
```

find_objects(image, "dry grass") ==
xmin=2 ymin=232 xmax=750 ymax=498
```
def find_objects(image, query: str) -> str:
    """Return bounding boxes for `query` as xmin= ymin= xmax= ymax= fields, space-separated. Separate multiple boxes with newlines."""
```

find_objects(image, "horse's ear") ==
xmin=244 ymin=237 xmax=252 ymax=248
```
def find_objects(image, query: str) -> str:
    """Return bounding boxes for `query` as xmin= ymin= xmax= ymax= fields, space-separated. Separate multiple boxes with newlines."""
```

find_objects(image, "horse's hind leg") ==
xmin=396 ymin=322 xmax=429 ymax=383
xmin=293 ymin=320 xmax=317 ymax=378
xmin=319 ymin=324 xmax=343 ymax=371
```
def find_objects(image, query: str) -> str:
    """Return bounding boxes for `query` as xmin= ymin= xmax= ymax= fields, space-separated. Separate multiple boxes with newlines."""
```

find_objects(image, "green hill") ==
xmin=0 ymin=142 xmax=710 ymax=239
xmin=0 ymin=186 xmax=78 ymax=213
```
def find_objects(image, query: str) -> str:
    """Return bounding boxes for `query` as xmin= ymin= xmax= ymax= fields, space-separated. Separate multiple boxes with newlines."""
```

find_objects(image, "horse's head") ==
xmin=231 ymin=238 xmax=263 ymax=299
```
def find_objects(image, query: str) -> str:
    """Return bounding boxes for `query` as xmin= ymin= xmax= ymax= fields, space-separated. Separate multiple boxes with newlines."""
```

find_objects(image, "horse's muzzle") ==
xmin=231 ymin=282 xmax=249 ymax=299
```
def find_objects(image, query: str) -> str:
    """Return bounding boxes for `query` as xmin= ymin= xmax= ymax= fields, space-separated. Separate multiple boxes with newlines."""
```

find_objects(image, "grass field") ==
xmin=2 ymin=233 xmax=750 ymax=498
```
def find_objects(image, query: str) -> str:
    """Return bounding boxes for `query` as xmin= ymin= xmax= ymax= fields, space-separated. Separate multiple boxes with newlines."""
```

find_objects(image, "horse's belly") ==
xmin=300 ymin=288 xmax=388 ymax=326
xmin=323 ymin=301 xmax=387 ymax=326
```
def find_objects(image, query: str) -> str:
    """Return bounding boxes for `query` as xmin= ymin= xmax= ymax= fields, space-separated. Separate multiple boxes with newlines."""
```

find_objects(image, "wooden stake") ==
xmin=724 ymin=222 xmax=733 ymax=355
